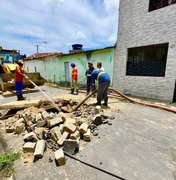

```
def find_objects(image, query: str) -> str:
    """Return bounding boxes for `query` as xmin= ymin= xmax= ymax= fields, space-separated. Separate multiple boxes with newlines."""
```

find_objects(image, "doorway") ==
xmin=173 ymin=80 xmax=176 ymax=102
xmin=64 ymin=62 xmax=70 ymax=86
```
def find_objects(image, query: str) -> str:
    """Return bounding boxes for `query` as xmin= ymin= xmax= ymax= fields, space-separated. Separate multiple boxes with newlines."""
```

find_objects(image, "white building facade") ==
xmin=114 ymin=0 xmax=176 ymax=102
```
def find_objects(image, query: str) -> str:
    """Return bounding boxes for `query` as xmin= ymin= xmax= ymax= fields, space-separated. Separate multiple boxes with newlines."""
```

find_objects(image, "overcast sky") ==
xmin=0 ymin=0 xmax=119 ymax=55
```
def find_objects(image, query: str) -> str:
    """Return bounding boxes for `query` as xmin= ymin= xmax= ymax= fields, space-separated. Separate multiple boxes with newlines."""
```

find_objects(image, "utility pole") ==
xmin=43 ymin=41 xmax=48 ymax=53
xmin=35 ymin=45 xmax=39 ymax=53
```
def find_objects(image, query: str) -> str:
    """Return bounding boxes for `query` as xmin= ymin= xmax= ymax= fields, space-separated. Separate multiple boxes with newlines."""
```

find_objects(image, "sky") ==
xmin=0 ymin=0 xmax=119 ymax=56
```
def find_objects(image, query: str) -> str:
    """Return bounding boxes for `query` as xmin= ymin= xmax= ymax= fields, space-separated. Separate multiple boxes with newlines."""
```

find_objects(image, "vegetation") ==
xmin=0 ymin=151 xmax=20 ymax=178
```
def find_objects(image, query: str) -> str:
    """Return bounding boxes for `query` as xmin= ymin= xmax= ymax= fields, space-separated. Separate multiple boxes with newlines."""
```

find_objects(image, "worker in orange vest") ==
xmin=15 ymin=59 xmax=28 ymax=100
xmin=71 ymin=63 xmax=78 ymax=95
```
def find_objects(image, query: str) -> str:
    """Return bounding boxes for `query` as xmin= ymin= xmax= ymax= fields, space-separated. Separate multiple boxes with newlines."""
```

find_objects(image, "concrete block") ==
xmin=50 ymin=126 xmax=61 ymax=141
xmin=63 ymin=139 xmax=79 ymax=155
xmin=34 ymin=127 xmax=47 ymax=139
xmin=83 ymin=129 xmax=91 ymax=141
xmin=23 ymin=132 xmax=38 ymax=142
xmin=63 ymin=122 xmax=76 ymax=134
xmin=60 ymin=124 xmax=64 ymax=134
xmin=79 ymin=123 xmax=89 ymax=134
xmin=23 ymin=142 xmax=36 ymax=153
xmin=65 ymin=118 xmax=76 ymax=125
xmin=95 ymin=106 xmax=101 ymax=114
xmin=70 ymin=130 xmax=80 ymax=140
xmin=49 ymin=117 xmax=63 ymax=128
xmin=34 ymin=140 xmax=45 ymax=158
xmin=54 ymin=149 xmax=66 ymax=166
xmin=57 ymin=132 xmax=69 ymax=146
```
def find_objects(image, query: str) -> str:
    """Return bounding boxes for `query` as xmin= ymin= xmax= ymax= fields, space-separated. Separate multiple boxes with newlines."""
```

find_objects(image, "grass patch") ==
xmin=0 ymin=151 xmax=20 ymax=178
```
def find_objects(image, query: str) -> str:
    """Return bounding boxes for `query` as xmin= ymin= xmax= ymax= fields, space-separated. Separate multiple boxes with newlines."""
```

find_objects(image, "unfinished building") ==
xmin=114 ymin=0 xmax=176 ymax=102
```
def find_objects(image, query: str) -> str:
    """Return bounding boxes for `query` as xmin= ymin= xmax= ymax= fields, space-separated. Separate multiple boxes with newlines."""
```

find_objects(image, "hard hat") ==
xmin=71 ymin=63 xmax=76 ymax=67
xmin=18 ymin=60 xmax=24 ymax=64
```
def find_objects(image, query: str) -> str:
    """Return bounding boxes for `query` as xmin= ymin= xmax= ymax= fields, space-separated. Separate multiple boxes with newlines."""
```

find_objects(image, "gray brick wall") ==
xmin=113 ymin=0 xmax=176 ymax=102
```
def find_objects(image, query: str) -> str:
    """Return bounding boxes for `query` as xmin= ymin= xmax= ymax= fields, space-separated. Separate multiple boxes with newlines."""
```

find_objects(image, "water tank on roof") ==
xmin=72 ymin=44 xmax=83 ymax=50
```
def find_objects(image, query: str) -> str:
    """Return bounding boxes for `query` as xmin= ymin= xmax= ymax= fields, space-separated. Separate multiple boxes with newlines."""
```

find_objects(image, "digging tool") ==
xmin=24 ymin=75 xmax=61 ymax=113
xmin=72 ymin=90 xmax=97 ymax=112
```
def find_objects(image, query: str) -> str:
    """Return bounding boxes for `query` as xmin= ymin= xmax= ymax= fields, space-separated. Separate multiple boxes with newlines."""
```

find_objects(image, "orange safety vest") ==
xmin=72 ymin=67 xmax=78 ymax=80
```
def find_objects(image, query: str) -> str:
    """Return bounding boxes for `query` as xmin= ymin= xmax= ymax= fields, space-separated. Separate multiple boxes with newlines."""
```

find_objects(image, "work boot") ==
xmin=17 ymin=94 xmax=26 ymax=101
xmin=71 ymin=89 xmax=74 ymax=94
xmin=103 ymin=100 xmax=108 ymax=106
xmin=76 ymin=89 xmax=79 ymax=95
xmin=94 ymin=101 xmax=101 ymax=106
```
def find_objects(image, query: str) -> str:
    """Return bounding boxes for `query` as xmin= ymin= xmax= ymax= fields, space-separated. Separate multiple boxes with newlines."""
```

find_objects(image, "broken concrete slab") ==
xmin=34 ymin=127 xmax=48 ymax=140
xmin=54 ymin=149 xmax=66 ymax=166
xmin=83 ymin=129 xmax=91 ymax=141
xmin=34 ymin=140 xmax=46 ymax=158
xmin=49 ymin=117 xmax=63 ymax=128
xmin=57 ymin=132 xmax=69 ymax=146
xmin=50 ymin=126 xmax=61 ymax=141
xmin=79 ymin=123 xmax=89 ymax=134
xmin=63 ymin=139 xmax=79 ymax=155
xmin=93 ymin=115 xmax=103 ymax=126
xmin=23 ymin=142 xmax=36 ymax=153
xmin=63 ymin=122 xmax=76 ymax=134
xmin=65 ymin=118 xmax=76 ymax=125
xmin=70 ymin=130 xmax=80 ymax=140
xmin=23 ymin=132 xmax=38 ymax=142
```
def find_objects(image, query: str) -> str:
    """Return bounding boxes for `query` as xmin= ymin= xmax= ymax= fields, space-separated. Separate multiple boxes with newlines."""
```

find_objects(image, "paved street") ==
xmin=1 ymin=86 xmax=176 ymax=180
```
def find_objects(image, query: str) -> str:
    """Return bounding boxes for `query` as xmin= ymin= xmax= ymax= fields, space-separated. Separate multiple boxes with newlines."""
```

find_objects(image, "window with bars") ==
xmin=149 ymin=0 xmax=176 ymax=11
xmin=126 ymin=43 xmax=168 ymax=77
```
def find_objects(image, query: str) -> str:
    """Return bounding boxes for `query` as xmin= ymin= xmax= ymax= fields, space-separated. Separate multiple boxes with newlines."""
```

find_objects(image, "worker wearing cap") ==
xmin=71 ymin=63 xmax=78 ymax=95
xmin=92 ymin=69 xmax=110 ymax=106
xmin=15 ymin=60 xmax=27 ymax=100
xmin=85 ymin=62 xmax=95 ymax=95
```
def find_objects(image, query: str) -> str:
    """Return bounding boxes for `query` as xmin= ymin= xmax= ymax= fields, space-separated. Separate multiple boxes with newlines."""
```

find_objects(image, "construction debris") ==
xmin=3 ymin=99 xmax=115 ymax=166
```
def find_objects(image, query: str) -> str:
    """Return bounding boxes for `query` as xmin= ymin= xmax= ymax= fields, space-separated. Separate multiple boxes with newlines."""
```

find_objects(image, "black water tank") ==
xmin=72 ymin=44 xmax=83 ymax=50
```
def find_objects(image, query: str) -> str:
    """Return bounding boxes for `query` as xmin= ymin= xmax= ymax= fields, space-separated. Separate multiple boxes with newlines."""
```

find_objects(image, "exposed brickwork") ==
xmin=114 ymin=0 xmax=176 ymax=102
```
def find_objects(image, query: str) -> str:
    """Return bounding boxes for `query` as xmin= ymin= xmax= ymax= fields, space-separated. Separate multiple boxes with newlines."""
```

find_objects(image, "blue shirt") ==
xmin=85 ymin=68 xmax=95 ymax=83
xmin=92 ymin=70 xmax=110 ymax=83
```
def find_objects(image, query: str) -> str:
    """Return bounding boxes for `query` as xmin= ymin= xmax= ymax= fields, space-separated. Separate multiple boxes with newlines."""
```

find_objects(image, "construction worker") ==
xmin=97 ymin=62 xmax=104 ymax=71
xmin=71 ymin=63 xmax=78 ymax=95
xmin=15 ymin=59 xmax=28 ymax=100
xmin=85 ymin=62 xmax=95 ymax=95
xmin=92 ymin=69 xmax=110 ymax=106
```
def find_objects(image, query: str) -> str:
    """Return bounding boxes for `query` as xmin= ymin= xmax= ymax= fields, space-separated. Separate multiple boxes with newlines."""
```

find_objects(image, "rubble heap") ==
xmin=4 ymin=103 xmax=115 ymax=166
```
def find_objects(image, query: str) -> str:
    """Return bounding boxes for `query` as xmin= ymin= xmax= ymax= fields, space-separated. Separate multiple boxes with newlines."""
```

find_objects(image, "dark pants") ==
xmin=87 ymin=82 xmax=95 ymax=93
xmin=97 ymin=81 xmax=110 ymax=103
xmin=16 ymin=81 xmax=23 ymax=95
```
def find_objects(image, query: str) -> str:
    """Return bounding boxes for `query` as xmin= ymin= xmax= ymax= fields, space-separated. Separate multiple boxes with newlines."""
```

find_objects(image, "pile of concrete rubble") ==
xmin=4 ymin=104 xmax=114 ymax=166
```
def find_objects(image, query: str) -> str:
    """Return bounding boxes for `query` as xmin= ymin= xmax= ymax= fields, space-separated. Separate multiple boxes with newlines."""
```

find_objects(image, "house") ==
xmin=24 ymin=45 xmax=115 ymax=86
xmin=114 ymin=0 xmax=176 ymax=102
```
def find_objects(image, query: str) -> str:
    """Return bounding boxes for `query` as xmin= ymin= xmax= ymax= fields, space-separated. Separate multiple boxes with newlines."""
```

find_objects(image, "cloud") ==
xmin=0 ymin=0 xmax=119 ymax=55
